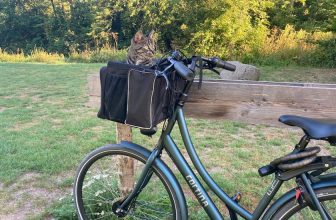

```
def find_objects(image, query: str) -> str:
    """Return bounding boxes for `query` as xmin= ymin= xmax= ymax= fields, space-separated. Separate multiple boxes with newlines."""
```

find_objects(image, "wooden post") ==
xmin=116 ymin=123 xmax=134 ymax=195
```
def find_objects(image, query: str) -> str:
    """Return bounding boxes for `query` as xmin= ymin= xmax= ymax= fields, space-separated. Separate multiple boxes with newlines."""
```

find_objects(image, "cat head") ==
xmin=127 ymin=30 xmax=157 ymax=66
xmin=132 ymin=30 xmax=157 ymax=45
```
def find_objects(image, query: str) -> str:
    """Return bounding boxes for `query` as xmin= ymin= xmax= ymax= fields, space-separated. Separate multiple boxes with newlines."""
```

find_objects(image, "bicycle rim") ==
xmin=74 ymin=148 xmax=177 ymax=220
xmin=272 ymin=187 xmax=336 ymax=219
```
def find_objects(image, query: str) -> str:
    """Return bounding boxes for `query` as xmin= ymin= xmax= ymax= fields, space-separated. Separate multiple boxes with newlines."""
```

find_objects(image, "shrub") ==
xmin=68 ymin=49 xmax=91 ymax=63
xmin=0 ymin=48 xmax=26 ymax=62
xmin=0 ymin=46 xmax=129 ymax=64
xmin=312 ymin=38 xmax=336 ymax=67
xmin=27 ymin=48 xmax=65 ymax=64
xmin=67 ymin=45 xmax=128 ymax=63
xmin=89 ymin=46 xmax=127 ymax=63
xmin=0 ymin=48 xmax=65 ymax=64
xmin=244 ymin=25 xmax=335 ymax=66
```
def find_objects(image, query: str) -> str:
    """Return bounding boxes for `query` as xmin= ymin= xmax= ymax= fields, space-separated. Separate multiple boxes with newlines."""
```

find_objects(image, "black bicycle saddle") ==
xmin=279 ymin=115 xmax=336 ymax=143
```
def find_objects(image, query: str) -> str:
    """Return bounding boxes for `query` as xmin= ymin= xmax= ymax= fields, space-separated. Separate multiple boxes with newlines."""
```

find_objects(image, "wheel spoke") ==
xmin=274 ymin=187 xmax=336 ymax=220
xmin=320 ymin=201 xmax=333 ymax=220
xmin=74 ymin=149 xmax=176 ymax=219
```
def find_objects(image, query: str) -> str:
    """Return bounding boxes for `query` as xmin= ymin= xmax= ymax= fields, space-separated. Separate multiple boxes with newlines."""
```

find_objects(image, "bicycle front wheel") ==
xmin=74 ymin=144 xmax=181 ymax=220
xmin=271 ymin=186 xmax=336 ymax=219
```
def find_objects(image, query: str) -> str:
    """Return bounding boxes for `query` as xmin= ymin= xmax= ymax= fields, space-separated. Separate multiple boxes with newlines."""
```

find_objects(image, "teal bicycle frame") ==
xmin=161 ymin=106 xmax=281 ymax=219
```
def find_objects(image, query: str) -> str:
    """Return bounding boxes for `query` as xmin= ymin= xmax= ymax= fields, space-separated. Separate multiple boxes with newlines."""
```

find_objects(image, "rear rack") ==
xmin=258 ymin=146 xmax=336 ymax=180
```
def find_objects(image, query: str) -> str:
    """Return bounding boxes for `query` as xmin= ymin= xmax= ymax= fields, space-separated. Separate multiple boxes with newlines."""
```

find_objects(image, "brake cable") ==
xmin=154 ymin=62 xmax=174 ymax=90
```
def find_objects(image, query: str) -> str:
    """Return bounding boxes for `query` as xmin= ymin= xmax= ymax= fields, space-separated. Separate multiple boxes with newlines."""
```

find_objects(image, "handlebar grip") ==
xmin=173 ymin=61 xmax=194 ymax=81
xmin=211 ymin=57 xmax=236 ymax=71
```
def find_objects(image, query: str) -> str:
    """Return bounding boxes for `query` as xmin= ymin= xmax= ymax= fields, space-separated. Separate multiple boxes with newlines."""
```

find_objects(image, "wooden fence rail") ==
xmin=88 ymin=74 xmax=336 ymax=126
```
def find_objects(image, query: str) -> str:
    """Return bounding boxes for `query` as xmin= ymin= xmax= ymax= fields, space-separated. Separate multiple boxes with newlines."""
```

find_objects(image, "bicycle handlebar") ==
xmin=209 ymin=57 xmax=236 ymax=71
xmin=164 ymin=51 xmax=236 ymax=81
xmin=168 ymin=58 xmax=195 ymax=81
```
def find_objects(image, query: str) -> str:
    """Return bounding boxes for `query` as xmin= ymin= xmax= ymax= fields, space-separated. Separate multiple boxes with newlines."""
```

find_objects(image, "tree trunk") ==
xmin=116 ymin=123 xmax=134 ymax=195
xmin=50 ymin=0 xmax=58 ymax=18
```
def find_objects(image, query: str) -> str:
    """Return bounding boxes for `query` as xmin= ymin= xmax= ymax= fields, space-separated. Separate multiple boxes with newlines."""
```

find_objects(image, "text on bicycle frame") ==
xmin=186 ymin=175 xmax=209 ymax=207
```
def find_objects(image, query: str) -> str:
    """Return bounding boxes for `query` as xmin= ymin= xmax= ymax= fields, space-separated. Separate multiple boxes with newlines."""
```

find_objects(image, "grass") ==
xmin=0 ymin=47 xmax=128 ymax=64
xmin=259 ymin=65 xmax=336 ymax=83
xmin=0 ymin=63 xmax=108 ymax=183
xmin=1 ymin=63 xmax=336 ymax=219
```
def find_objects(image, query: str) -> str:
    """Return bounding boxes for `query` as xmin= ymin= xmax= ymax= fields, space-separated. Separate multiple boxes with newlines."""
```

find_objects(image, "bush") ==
xmin=2 ymin=34 xmax=333 ymax=67
xmin=0 ymin=48 xmax=65 ymax=64
xmin=68 ymin=45 xmax=128 ymax=63
xmin=189 ymin=0 xmax=270 ymax=60
xmin=68 ymin=49 xmax=91 ymax=63
xmin=0 ymin=46 xmax=129 ymax=64
xmin=27 ymin=48 xmax=65 ymax=64
xmin=89 ymin=47 xmax=127 ymax=63
xmin=312 ymin=38 xmax=336 ymax=67
xmin=0 ymin=48 xmax=26 ymax=62
xmin=244 ymin=25 xmax=335 ymax=66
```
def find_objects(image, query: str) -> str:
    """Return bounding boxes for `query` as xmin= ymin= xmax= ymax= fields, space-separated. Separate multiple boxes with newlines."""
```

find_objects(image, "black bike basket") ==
xmin=97 ymin=61 xmax=184 ymax=129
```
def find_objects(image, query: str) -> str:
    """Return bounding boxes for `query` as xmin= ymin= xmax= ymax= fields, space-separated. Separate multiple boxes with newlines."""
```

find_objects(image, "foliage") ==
xmin=189 ymin=0 xmax=273 ymax=59
xmin=244 ymin=25 xmax=335 ymax=67
xmin=0 ymin=48 xmax=26 ymax=63
xmin=0 ymin=0 xmax=335 ymax=66
xmin=0 ymin=48 xmax=64 ymax=63
xmin=88 ymin=46 xmax=127 ymax=63
xmin=68 ymin=45 xmax=127 ymax=63
xmin=48 ymin=197 xmax=77 ymax=220
xmin=0 ymin=46 xmax=127 ymax=64
xmin=27 ymin=48 xmax=65 ymax=64
xmin=310 ymin=37 xmax=336 ymax=67
xmin=268 ymin=0 xmax=336 ymax=32
xmin=0 ymin=0 xmax=48 ymax=52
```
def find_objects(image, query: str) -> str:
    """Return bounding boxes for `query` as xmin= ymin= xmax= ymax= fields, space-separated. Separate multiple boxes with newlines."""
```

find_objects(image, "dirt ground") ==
xmin=0 ymin=173 xmax=71 ymax=220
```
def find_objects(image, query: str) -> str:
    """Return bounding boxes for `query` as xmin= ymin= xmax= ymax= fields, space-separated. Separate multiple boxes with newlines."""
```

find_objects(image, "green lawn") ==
xmin=259 ymin=65 xmax=336 ymax=83
xmin=0 ymin=63 xmax=335 ymax=219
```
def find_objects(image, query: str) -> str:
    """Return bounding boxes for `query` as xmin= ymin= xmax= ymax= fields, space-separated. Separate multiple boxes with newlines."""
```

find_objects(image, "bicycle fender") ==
xmin=117 ymin=141 xmax=188 ymax=220
xmin=261 ymin=179 xmax=336 ymax=219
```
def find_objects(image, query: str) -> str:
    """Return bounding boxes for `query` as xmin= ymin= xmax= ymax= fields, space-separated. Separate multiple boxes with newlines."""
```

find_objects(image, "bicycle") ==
xmin=74 ymin=51 xmax=336 ymax=219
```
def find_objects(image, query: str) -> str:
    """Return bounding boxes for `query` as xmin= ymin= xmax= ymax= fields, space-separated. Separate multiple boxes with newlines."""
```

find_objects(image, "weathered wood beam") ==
xmin=87 ymin=74 xmax=336 ymax=126
xmin=185 ymin=80 xmax=336 ymax=126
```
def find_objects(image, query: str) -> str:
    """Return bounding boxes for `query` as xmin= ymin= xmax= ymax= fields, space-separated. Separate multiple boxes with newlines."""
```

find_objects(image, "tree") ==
xmin=0 ymin=0 xmax=48 ymax=52
xmin=268 ymin=0 xmax=336 ymax=32
xmin=189 ymin=0 xmax=273 ymax=58
xmin=0 ymin=0 xmax=334 ymax=58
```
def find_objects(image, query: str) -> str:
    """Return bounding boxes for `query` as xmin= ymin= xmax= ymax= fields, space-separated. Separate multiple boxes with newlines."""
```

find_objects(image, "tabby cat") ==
xmin=127 ymin=30 xmax=158 ymax=136
xmin=127 ymin=30 xmax=157 ymax=66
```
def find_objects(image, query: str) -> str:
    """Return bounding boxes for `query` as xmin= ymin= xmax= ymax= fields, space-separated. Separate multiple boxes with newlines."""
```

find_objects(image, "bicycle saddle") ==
xmin=279 ymin=115 xmax=336 ymax=143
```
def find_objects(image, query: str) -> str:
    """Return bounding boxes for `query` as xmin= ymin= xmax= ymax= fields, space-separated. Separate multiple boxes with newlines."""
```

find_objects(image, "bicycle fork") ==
xmin=113 ymin=148 xmax=159 ymax=217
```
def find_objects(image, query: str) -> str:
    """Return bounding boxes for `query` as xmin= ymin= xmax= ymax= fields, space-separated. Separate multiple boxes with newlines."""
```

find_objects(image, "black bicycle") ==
xmin=74 ymin=51 xmax=336 ymax=219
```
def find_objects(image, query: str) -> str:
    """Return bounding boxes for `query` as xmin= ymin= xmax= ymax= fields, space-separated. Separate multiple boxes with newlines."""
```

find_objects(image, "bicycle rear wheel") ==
xmin=74 ymin=144 xmax=181 ymax=220
xmin=271 ymin=186 xmax=336 ymax=219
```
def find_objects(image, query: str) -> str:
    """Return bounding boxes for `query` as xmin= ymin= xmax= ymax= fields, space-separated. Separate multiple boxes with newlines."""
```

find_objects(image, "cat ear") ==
xmin=148 ymin=30 xmax=155 ymax=39
xmin=133 ymin=31 xmax=143 ymax=43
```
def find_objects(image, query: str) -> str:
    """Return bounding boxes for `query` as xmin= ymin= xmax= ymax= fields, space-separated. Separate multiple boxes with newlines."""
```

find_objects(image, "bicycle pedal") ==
xmin=232 ymin=192 xmax=242 ymax=203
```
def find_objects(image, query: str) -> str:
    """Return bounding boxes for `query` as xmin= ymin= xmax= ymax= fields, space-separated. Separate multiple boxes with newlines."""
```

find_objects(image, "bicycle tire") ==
xmin=271 ymin=186 xmax=336 ymax=219
xmin=74 ymin=144 xmax=183 ymax=220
